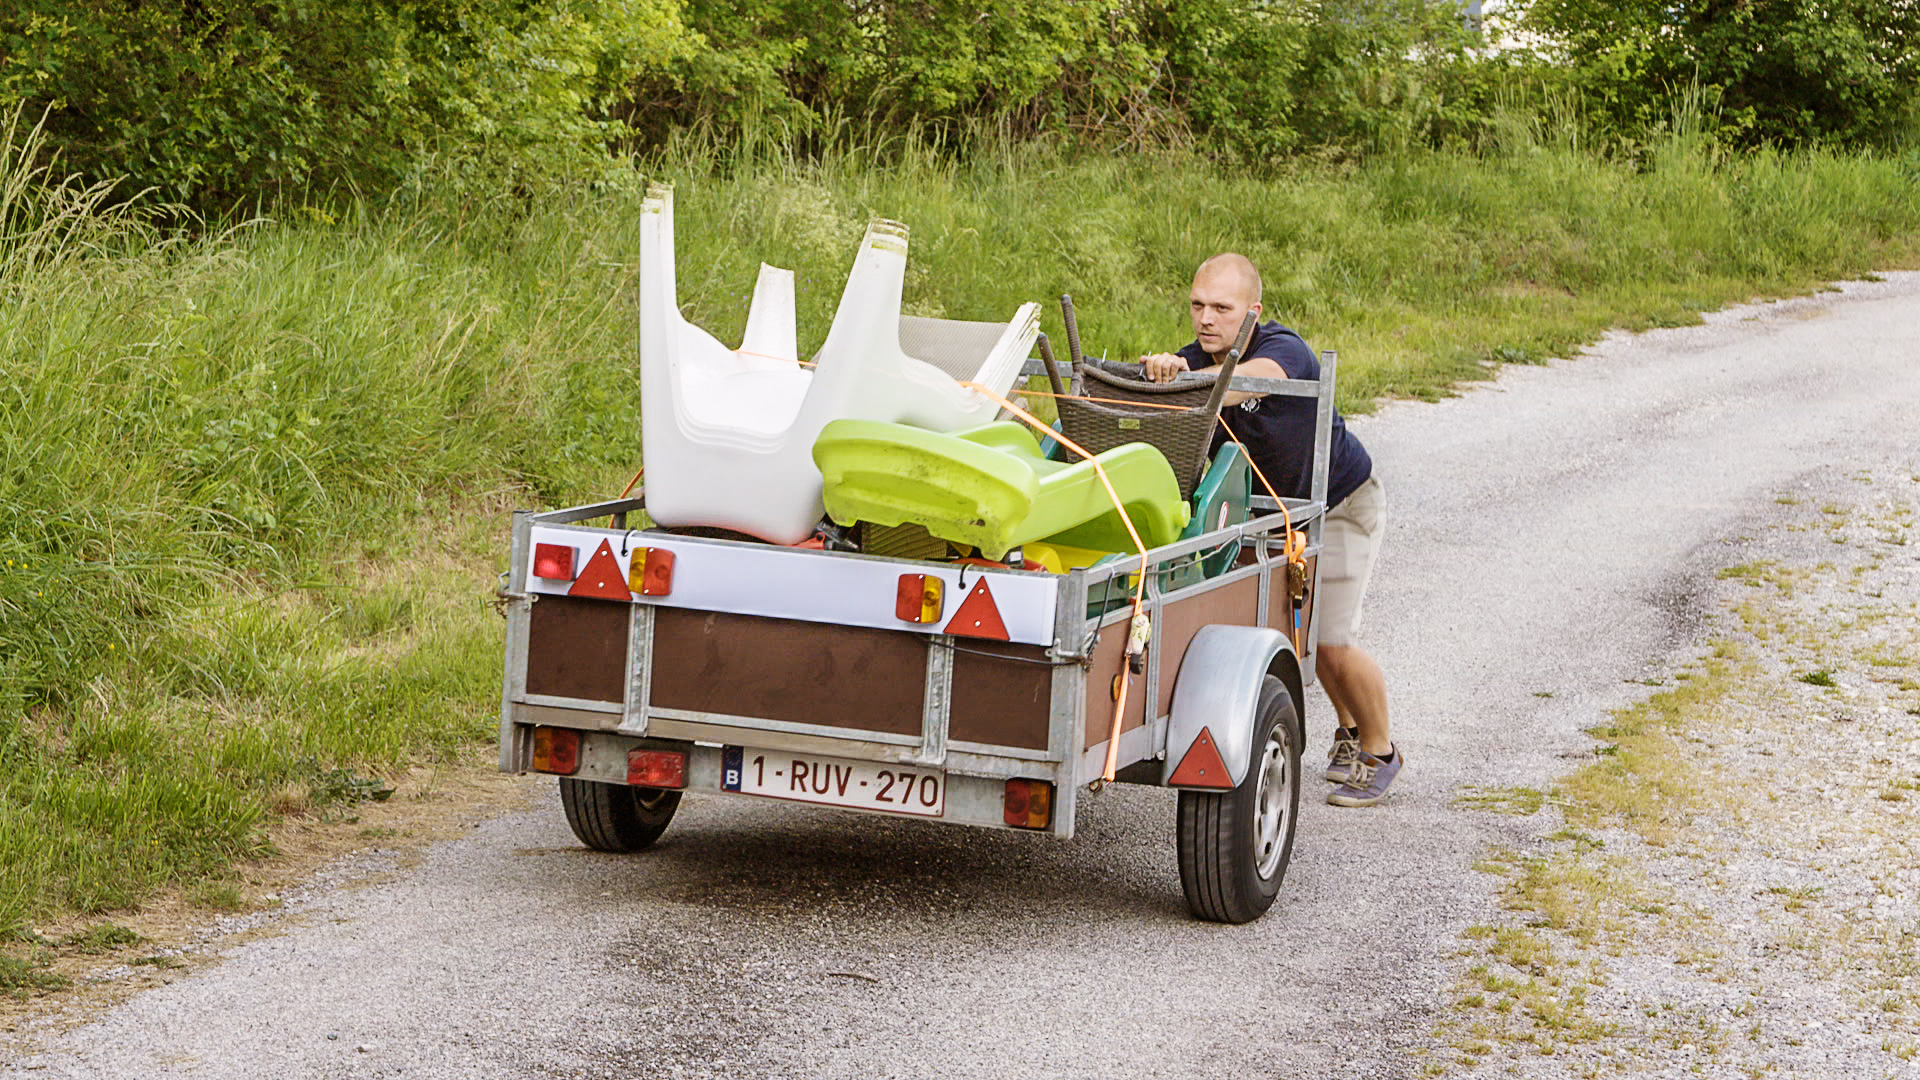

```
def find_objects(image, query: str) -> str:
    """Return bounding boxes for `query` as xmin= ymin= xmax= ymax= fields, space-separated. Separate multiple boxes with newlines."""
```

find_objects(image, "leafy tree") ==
xmin=1514 ymin=0 xmax=1920 ymax=147
xmin=628 ymin=0 xmax=1167 ymax=143
xmin=636 ymin=0 xmax=1499 ymax=161
xmin=0 ymin=1 xmax=694 ymax=211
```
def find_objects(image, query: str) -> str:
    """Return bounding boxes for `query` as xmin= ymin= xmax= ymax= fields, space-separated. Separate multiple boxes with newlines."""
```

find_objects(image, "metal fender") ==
xmin=1161 ymin=625 xmax=1300 ymax=789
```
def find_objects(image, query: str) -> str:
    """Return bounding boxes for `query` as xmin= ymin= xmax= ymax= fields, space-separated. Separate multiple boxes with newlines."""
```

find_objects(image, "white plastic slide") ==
xmin=638 ymin=185 xmax=1041 ymax=544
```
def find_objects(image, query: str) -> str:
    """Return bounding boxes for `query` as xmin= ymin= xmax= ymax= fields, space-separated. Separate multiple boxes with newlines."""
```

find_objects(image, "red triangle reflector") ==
xmin=1168 ymin=726 xmax=1233 ymax=788
xmin=568 ymin=539 xmax=633 ymax=601
xmin=942 ymin=577 xmax=1009 ymax=640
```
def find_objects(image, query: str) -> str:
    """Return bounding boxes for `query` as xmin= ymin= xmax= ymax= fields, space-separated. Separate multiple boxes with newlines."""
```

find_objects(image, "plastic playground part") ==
xmin=737 ymin=262 xmax=798 ymax=366
xmin=1182 ymin=443 xmax=1253 ymax=576
xmin=806 ymin=223 xmax=1040 ymax=432
xmin=813 ymin=419 xmax=1190 ymax=561
xmin=1023 ymin=540 xmax=1112 ymax=575
xmin=1067 ymin=443 xmax=1253 ymax=614
xmin=639 ymin=185 xmax=1041 ymax=545
xmin=1149 ymin=442 xmax=1254 ymax=594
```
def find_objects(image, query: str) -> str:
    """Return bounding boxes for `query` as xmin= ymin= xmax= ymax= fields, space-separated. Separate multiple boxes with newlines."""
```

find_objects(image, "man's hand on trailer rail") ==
xmin=1139 ymin=350 xmax=1292 ymax=408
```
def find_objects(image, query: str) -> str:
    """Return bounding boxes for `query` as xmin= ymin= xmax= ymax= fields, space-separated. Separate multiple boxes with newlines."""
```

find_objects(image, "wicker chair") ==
xmin=1052 ymin=356 xmax=1239 ymax=500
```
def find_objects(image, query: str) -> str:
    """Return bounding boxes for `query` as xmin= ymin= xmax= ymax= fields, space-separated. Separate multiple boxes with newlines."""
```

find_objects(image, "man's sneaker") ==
xmin=1324 ymin=727 xmax=1361 ymax=783
xmin=1327 ymin=747 xmax=1402 ymax=807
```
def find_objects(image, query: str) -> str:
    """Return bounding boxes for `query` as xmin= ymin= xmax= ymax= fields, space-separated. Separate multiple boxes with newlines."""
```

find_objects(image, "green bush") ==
xmin=1514 ymin=0 xmax=1920 ymax=149
xmin=0 ymin=0 xmax=693 ymax=211
xmin=642 ymin=0 xmax=1504 ymax=161
xmin=629 ymin=0 xmax=1169 ymax=146
xmin=1155 ymin=0 xmax=1502 ymax=162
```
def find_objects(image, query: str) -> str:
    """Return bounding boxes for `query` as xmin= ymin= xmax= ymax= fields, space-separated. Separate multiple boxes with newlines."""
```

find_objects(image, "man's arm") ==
xmin=1139 ymin=352 xmax=1288 ymax=406
xmin=1213 ymin=355 xmax=1286 ymax=406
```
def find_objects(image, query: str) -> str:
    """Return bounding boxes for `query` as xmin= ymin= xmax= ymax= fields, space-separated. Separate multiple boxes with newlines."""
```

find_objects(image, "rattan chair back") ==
xmin=1055 ymin=360 xmax=1227 ymax=499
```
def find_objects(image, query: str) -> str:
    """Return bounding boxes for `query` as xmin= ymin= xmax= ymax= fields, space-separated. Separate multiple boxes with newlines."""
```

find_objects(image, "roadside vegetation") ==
xmin=3 ymin=0 xmax=1920 ymax=963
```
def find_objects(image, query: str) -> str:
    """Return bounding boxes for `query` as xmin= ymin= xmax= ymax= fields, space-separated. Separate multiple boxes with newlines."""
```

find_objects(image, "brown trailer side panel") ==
xmin=650 ymin=609 xmax=927 ymax=736
xmin=948 ymin=642 xmax=1053 ymax=751
xmin=1082 ymin=619 xmax=1148 ymax=751
xmin=1154 ymin=575 xmax=1261 ymax=719
xmin=526 ymin=594 xmax=630 ymax=703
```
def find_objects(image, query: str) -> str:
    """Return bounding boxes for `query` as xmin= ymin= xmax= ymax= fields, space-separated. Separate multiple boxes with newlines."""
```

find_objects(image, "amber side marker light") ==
xmin=627 ymin=749 xmax=687 ymax=789
xmin=626 ymin=547 xmax=677 ymax=597
xmin=531 ymin=726 xmax=580 ymax=775
xmin=895 ymin=573 xmax=944 ymax=623
xmin=1002 ymin=778 xmax=1054 ymax=829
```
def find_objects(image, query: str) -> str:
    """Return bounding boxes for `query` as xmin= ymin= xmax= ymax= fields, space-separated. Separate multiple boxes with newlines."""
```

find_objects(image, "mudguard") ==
xmin=1162 ymin=625 xmax=1301 ymax=789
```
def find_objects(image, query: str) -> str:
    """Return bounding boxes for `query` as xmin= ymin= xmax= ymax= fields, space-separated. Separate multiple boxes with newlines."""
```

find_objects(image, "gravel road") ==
xmin=8 ymin=274 xmax=1918 ymax=1080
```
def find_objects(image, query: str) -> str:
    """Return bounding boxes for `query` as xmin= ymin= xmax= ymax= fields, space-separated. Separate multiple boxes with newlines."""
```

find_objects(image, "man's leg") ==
xmin=1313 ymin=473 xmax=1388 ymax=744
xmin=1313 ymin=475 xmax=1398 ymax=806
xmin=1318 ymin=643 xmax=1389 ymax=757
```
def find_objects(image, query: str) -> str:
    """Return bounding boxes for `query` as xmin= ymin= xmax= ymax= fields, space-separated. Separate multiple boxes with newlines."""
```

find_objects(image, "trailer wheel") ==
xmin=1176 ymin=675 xmax=1299 ymax=924
xmin=559 ymin=778 xmax=681 ymax=852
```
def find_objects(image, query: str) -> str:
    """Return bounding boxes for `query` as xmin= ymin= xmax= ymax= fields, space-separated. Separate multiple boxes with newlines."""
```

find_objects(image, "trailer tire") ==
xmin=559 ymin=778 xmax=681 ymax=852
xmin=1176 ymin=675 xmax=1299 ymax=924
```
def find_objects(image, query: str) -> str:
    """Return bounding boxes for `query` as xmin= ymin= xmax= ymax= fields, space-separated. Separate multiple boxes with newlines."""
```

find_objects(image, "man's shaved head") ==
xmin=1186 ymin=252 xmax=1264 ymax=357
xmin=1195 ymin=253 xmax=1262 ymax=308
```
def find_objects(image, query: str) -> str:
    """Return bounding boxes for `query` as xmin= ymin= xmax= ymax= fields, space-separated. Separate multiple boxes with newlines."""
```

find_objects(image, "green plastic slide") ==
xmin=813 ymin=419 xmax=1191 ymax=560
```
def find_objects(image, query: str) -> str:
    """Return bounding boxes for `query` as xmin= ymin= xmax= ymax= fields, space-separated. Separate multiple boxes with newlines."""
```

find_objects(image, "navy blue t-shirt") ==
xmin=1180 ymin=321 xmax=1372 ymax=509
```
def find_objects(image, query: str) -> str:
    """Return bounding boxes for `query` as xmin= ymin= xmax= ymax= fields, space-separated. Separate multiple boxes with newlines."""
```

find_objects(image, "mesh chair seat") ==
xmin=899 ymin=315 xmax=1025 ymax=385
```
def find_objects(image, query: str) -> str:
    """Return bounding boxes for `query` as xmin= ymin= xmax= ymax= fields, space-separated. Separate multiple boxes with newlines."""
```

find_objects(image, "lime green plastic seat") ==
xmin=1080 ymin=443 xmax=1252 ymax=613
xmin=813 ymin=419 xmax=1190 ymax=560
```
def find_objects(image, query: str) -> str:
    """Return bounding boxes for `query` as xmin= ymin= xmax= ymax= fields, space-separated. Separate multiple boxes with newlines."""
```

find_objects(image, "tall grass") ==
xmin=3 ymin=108 xmax=1918 ymax=934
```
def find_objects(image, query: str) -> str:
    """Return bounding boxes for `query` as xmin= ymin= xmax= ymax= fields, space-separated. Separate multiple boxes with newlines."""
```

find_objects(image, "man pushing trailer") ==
xmin=1140 ymin=254 xmax=1400 ymax=807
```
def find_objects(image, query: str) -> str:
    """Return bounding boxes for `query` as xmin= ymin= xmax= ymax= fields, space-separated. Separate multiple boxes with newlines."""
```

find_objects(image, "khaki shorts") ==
xmin=1315 ymin=474 xmax=1385 ymax=648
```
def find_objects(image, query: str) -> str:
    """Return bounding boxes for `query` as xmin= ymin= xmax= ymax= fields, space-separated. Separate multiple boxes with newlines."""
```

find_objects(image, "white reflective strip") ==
xmin=524 ymin=526 xmax=1058 ymax=647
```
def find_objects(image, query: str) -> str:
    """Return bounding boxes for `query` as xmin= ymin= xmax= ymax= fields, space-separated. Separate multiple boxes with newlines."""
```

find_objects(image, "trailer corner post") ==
xmin=499 ymin=510 xmax=535 ymax=773
xmin=914 ymin=635 xmax=955 ymax=767
xmin=1311 ymin=350 xmax=1337 ymax=549
xmin=620 ymin=602 xmax=657 ymax=738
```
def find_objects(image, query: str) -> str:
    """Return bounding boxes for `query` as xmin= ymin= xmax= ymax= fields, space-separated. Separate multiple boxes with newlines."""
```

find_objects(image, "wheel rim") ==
xmin=635 ymin=789 xmax=673 ymax=811
xmin=1252 ymin=732 xmax=1292 ymax=879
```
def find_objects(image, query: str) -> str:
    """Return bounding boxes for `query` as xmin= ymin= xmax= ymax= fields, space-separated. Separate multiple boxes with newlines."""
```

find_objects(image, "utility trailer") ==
xmin=497 ymin=356 xmax=1338 ymax=923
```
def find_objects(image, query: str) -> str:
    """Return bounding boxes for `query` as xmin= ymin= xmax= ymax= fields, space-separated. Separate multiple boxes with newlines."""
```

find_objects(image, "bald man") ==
xmin=1140 ymin=254 xmax=1399 ymax=807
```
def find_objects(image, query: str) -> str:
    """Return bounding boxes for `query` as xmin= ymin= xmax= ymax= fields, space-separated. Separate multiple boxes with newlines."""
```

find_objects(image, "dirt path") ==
xmin=5 ymin=275 xmax=1917 ymax=1080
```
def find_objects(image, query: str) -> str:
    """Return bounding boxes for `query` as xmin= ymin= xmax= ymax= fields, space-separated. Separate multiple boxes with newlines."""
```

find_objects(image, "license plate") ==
xmin=721 ymin=746 xmax=945 ymax=817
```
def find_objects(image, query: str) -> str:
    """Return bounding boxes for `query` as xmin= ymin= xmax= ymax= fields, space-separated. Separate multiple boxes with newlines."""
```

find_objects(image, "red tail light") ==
xmin=627 ymin=749 xmax=687 ymax=789
xmin=533 ymin=543 xmax=577 ymax=581
xmin=531 ymin=726 xmax=580 ymax=775
xmin=1003 ymin=778 xmax=1054 ymax=829
xmin=1004 ymin=781 xmax=1029 ymax=822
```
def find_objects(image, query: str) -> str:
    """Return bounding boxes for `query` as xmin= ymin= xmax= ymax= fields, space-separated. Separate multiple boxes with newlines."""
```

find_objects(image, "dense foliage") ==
xmin=631 ymin=0 xmax=1497 ymax=160
xmin=0 ymin=0 xmax=692 ymax=208
xmin=1518 ymin=0 xmax=1920 ymax=149
xmin=6 ymin=0 xmax=1914 ymax=212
